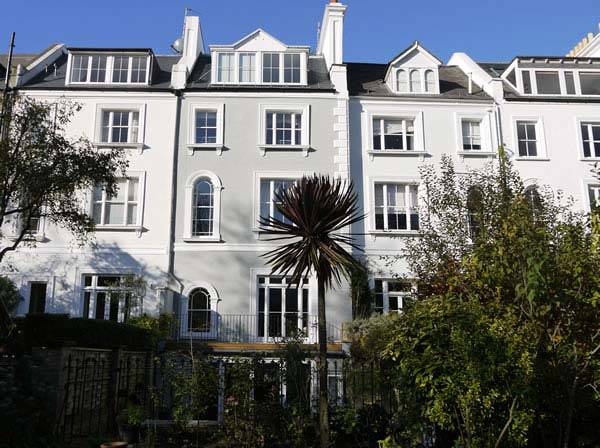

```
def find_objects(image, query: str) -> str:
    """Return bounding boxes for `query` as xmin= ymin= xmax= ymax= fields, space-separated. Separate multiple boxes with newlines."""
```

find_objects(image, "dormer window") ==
xmin=263 ymin=53 xmax=280 ymax=83
xmin=535 ymin=71 xmax=560 ymax=95
xmin=239 ymin=53 xmax=256 ymax=83
xmin=409 ymin=70 xmax=421 ymax=92
xmin=424 ymin=70 xmax=436 ymax=92
xmin=68 ymin=52 xmax=150 ymax=85
xmin=284 ymin=54 xmax=301 ymax=83
xmin=217 ymin=53 xmax=235 ymax=83
xmin=511 ymin=59 xmax=600 ymax=96
xmin=396 ymin=70 xmax=408 ymax=92
xmin=580 ymin=72 xmax=600 ymax=95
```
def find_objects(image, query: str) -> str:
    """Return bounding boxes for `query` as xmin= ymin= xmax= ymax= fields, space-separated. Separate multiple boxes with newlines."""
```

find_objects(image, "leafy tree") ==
xmin=259 ymin=175 xmax=364 ymax=448
xmin=382 ymin=150 xmax=600 ymax=447
xmin=0 ymin=93 xmax=127 ymax=331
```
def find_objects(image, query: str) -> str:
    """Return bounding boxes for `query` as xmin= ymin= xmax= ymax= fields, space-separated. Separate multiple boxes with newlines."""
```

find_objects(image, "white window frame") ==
xmin=94 ymin=104 xmax=146 ymax=153
xmin=512 ymin=116 xmax=548 ymax=160
xmin=575 ymin=118 xmax=600 ymax=161
xmin=183 ymin=171 xmax=223 ymax=242
xmin=258 ymin=104 xmax=310 ymax=156
xmin=364 ymin=107 xmax=426 ymax=160
xmin=81 ymin=273 xmax=138 ymax=322
xmin=372 ymin=278 xmax=413 ymax=314
xmin=88 ymin=171 xmax=146 ymax=231
xmin=582 ymin=179 xmax=600 ymax=212
xmin=238 ymin=52 xmax=257 ymax=84
xmin=368 ymin=178 xmax=420 ymax=235
xmin=455 ymin=112 xmax=495 ymax=156
xmin=66 ymin=53 xmax=150 ymax=86
xmin=372 ymin=117 xmax=415 ymax=152
xmin=187 ymin=103 xmax=225 ymax=155
xmin=252 ymin=171 xmax=308 ymax=233
xmin=180 ymin=282 xmax=220 ymax=338
xmin=392 ymin=68 xmax=438 ymax=94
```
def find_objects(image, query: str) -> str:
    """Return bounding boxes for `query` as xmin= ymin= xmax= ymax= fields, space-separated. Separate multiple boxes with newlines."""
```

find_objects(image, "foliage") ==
xmin=0 ymin=93 xmax=128 ymax=261
xmin=129 ymin=313 xmax=174 ymax=345
xmin=259 ymin=174 xmax=365 ymax=447
xmin=8 ymin=314 xmax=155 ymax=351
xmin=351 ymin=260 xmax=373 ymax=319
xmin=381 ymin=150 xmax=600 ymax=447
xmin=0 ymin=275 xmax=21 ymax=318
xmin=329 ymin=404 xmax=392 ymax=447
xmin=347 ymin=313 xmax=400 ymax=363
xmin=117 ymin=403 xmax=146 ymax=426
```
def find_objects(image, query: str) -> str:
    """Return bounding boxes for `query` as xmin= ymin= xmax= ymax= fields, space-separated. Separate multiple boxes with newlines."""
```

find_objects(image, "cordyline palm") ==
xmin=259 ymin=174 xmax=364 ymax=448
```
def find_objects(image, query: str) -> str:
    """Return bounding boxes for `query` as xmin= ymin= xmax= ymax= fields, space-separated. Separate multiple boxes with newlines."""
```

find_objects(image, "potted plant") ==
xmin=116 ymin=404 xmax=145 ymax=444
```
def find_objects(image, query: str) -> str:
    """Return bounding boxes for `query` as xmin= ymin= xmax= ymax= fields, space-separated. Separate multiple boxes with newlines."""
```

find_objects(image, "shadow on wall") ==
xmin=1 ymin=242 xmax=168 ymax=318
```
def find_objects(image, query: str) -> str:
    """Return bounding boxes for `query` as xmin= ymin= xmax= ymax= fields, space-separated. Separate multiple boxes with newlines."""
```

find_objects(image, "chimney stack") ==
xmin=316 ymin=1 xmax=347 ymax=71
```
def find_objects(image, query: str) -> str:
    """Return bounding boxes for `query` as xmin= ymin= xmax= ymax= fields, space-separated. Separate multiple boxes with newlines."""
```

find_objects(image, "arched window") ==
xmin=524 ymin=185 xmax=542 ymax=214
xmin=192 ymin=178 xmax=214 ymax=236
xmin=409 ymin=70 xmax=421 ymax=93
xmin=188 ymin=288 xmax=212 ymax=333
xmin=466 ymin=187 xmax=483 ymax=239
xmin=396 ymin=69 xmax=408 ymax=92
xmin=424 ymin=70 xmax=436 ymax=93
xmin=184 ymin=171 xmax=222 ymax=240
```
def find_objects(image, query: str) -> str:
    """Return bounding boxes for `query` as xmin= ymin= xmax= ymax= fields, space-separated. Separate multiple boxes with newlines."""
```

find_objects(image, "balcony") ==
xmin=172 ymin=313 xmax=343 ymax=351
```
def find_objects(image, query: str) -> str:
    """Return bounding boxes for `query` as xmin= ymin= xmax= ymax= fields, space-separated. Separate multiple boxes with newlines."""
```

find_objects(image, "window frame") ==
xmin=216 ymin=52 xmax=236 ymax=84
xmin=187 ymin=103 xmax=225 ymax=155
xmin=582 ymin=179 xmax=600 ymax=212
xmin=258 ymin=104 xmax=310 ymax=156
xmin=576 ymin=118 xmax=600 ymax=161
xmin=183 ymin=171 xmax=223 ymax=242
xmin=238 ymin=52 xmax=257 ymax=84
xmin=372 ymin=278 xmax=413 ymax=314
xmin=371 ymin=117 xmax=415 ymax=152
xmin=81 ymin=274 xmax=138 ymax=323
xmin=364 ymin=109 xmax=426 ymax=159
xmin=90 ymin=174 xmax=144 ymax=230
xmin=369 ymin=179 xmax=420 ymax=234
xmin=180 ymin=282 xmax=220 ymax=338
xmin=253 ymin=171 xmax=308 ymax=233
xmin=512 ymin=117 xmax=548 ymax=160
xmin=455 ymin=112 xmax=495 ymax=156
xmin=94 ymin=104 xmax=146 ymax=152
xmin=67 ymin=53 xmax=150 ymax=85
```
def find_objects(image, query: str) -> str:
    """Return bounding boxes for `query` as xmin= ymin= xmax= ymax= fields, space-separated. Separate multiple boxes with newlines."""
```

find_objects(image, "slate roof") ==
xmin=19 ymin=52 xmax=180 ymax=90
xmin=185 ymin=55 xmax=335 ymax=92
xmin=0 ymin=49 xmax=55 ymax=87
xmin=346 ymin=62 xmax=492 ymax=101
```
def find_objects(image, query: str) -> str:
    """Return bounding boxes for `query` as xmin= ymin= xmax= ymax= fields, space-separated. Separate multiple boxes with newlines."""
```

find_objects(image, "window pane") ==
xmin=409 ymin=70 xmax=421 ymax=92
xmin=130 ymin=56 xmax=148 ymax=83
xmin=535 ymin=71 xmax=560 ymax=94
xmin=372 ymin=119 xmax=381 ymax=150
xmin=506 ymin=69 xmax=516 ymax=86
xmin=90 ymin=56 xmax=107 ymax=83
xmin=565 ymin=71 xmax=576 ymax=94
xmin=112 ymin=56 xmax=129 ymax=83
xmin=522 ymin=71 xmax=532 ymax=94
xmin=263 ymin=53 xmax=280 ymax=83
xmin=580 ymin=73 xmax=600 ymax=95
xmin=424 ymin=70 xmax=435 ymax=92
xmin=105 ymin=203 xmax=124 ymax=225
xmin=396 ymin=70 xmax=408 ymax=92
xmin=284 ymin=53 xmax=301 ymax=83
xmin=217 ymin=53 xmax=234 ymax=83
xmin=239 ymin=53 xmax=255 ymax=83
xmin=71 ymin=55 xmax=89 ymax=82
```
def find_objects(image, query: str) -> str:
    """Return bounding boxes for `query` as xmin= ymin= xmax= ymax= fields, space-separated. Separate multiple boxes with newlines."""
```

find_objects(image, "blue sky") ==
xmin=1 ymin=0 xmax=598 ymax=63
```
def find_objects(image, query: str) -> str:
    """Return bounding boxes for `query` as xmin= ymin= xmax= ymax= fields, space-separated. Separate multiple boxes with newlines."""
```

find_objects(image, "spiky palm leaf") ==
xmin=258 ymin=175 xmax=364 ymax=285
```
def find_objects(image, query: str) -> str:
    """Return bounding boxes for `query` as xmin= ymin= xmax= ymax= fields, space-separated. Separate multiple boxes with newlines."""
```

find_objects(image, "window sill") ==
xmin=580 ymin=157 xmax=600 ymax=162
xmin=513 ymin=157 xmax=550 ymax=161
xmin=94 ymin=225 xmax=142 ymax=232
xmin=369 ymin=230 xmax=420 ymax=238
xmin=186 ymin=144 xmax=225 ymax=156
xmin=6 ymin=232 xmax=45 ymax=243
xmin=457 ymin=151 xmax=496 ymax=158
xmin=258 ymin=144 xmax=310 ymax=157
xmin=94 ymin=142 xmax=144 ymax=154
xmin=182 ymin=236 xmax=222 ymax=243
xmin=367 ymin=150 xmax=428 ymax=161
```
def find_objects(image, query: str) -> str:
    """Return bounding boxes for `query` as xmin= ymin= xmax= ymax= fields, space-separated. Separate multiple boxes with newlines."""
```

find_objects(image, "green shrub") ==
xmin=0 ymin=276 xmax=22 ymax=314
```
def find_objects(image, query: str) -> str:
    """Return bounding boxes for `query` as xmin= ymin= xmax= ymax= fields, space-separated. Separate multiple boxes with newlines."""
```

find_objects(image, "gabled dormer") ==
xmin=384 ymin=41 xmax=442 ymax=95
xmin=209 ymin=29 xmax=310 ymax=86
xmin=65 ymin=48 xmax=153 ymax=86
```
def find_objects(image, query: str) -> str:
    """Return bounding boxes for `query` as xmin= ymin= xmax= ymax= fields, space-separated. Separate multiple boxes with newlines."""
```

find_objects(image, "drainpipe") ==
xmin=167 ymin=90 xmax=184 ymax=305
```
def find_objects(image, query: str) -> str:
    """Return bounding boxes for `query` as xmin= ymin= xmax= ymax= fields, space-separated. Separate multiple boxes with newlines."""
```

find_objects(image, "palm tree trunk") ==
xmin=318 ymin=273 xmax=329 ymax=448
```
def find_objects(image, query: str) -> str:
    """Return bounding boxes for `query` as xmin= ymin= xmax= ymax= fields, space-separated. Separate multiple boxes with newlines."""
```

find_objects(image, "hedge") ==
xmin=9 ymin=314 xmax=155 ymax=351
